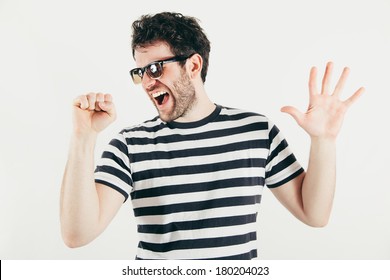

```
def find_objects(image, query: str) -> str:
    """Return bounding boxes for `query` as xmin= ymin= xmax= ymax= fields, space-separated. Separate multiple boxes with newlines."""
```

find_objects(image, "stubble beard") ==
xmin=158 ymin=73 xmax=197 ymax=123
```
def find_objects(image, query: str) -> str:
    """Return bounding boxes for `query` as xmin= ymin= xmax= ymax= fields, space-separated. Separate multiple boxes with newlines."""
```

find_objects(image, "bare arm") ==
xmin=271 ymin=139 xmax=336 ymax=227
xmin=60 ymin=93 xmax=123 ymax=247
xmin=271 ymin=62 xmax=364 ymax=227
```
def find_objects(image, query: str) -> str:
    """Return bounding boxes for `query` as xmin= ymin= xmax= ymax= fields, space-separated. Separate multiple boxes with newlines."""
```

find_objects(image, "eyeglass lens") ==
xmin=131 ymin=62 xmax=163 ymax=84
xmin=147 ymin=63 xmax=163 ymax=79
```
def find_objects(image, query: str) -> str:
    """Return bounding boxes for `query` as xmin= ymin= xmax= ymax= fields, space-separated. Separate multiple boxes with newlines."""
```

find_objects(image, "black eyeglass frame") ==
xmin=129 ymin=53 xmax=195 ymax=84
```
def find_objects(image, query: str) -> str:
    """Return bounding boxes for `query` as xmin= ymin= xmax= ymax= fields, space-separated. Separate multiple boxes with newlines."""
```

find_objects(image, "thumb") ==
xmin=280 ymin=106 xmax=304 ymax=125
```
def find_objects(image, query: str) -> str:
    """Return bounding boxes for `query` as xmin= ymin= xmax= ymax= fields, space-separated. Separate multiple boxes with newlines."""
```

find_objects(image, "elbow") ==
xmin=62 ymin=235 xmax=85 ymax=249
xmin=63 ymin=238 xmax=84 ymax=249
xmin=307 ymin=218 xmax=330 ymax=228
xmin=307 ymin=220 xmax=329 ymax=228
xmin=60 ymin=219 xmax=97 ymax=248
xmin=303 ymin=214 xmax=330 ymax=228
xmin=60 ymin=218 xmax=99 ymax=248
xmin=61 ymin=231 xmax=91 ymax=249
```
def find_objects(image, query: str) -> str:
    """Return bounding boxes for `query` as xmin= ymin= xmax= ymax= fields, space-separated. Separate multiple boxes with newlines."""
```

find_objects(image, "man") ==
xmin=60 ymin=12 xmax=364 ymax=259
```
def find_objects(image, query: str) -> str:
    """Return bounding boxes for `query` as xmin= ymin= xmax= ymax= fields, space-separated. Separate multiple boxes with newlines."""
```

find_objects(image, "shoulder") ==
xmin=118 ymin=116 xmax=165 ymax=137
xmin=217 ymin=105 xmax=271 ymax=128
xmin=219 ymin=105 xmax=268 ymax=120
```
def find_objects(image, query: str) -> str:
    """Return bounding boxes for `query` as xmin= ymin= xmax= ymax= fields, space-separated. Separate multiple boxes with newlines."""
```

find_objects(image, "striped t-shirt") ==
xmin=94 ymin=105 xmax=304 ymax=260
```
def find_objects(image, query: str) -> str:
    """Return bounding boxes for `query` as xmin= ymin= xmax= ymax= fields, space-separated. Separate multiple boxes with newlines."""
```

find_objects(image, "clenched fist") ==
xmin=72 ymin=93 xmax=116 ymax=135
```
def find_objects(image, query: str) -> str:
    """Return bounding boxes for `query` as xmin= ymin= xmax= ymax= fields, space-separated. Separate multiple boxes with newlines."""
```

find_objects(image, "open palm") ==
xmin=281 ymin=62 xmax=364 ymax=139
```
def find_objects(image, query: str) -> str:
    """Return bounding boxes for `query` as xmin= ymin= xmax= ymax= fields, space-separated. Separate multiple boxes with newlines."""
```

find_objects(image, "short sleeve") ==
xmin=94 ymin=132 xmax=133 ymax=202
xmin=265 ymin=120 xmax=304 ymax=188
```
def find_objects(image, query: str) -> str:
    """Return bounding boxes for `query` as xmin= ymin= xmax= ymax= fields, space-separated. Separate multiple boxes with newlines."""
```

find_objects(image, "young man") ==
xmin=60 ymin=12 xmax=364 ymax=259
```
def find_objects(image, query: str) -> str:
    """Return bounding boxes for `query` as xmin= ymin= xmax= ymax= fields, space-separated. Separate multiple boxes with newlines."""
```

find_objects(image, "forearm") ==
xmin=60 ymin=132 xmax=100 ymax=247
xmin=301 ymin=137 xmax=336 ymax=227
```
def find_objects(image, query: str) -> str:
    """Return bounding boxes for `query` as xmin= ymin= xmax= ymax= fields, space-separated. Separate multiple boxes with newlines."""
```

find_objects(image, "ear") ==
xmin=186 ymin=53 xmax=203 ymax=80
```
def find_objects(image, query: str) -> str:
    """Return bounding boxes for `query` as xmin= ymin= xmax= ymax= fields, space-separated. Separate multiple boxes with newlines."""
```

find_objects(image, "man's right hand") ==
xmin=72 ymin=93 xmax=117 ymax=135
xmin=61 ymin=92 xmax=121 ymax=248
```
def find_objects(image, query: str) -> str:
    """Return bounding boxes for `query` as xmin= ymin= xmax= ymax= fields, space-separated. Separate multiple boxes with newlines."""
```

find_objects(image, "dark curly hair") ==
xmin=131 ymin=12 xmax=211 ymax=83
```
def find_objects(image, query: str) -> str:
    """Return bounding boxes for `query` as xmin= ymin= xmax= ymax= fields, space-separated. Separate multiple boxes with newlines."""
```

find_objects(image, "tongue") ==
xmin=155 ymin=93 xmax=167 ymax=105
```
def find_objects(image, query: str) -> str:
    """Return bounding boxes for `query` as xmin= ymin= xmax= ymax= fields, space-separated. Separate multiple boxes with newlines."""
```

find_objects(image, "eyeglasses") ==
xmin=129 ymin=54 xmax=193 ymax=85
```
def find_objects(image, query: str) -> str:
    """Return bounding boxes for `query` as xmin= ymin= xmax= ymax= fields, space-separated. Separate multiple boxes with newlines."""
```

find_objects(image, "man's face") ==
xmin=134 ymin=42 xmax=196 ymax=123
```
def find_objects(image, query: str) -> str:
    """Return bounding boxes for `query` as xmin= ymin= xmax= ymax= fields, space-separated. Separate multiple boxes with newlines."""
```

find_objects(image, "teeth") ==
xmin=152 ymin=91 xmax=167 ymax=98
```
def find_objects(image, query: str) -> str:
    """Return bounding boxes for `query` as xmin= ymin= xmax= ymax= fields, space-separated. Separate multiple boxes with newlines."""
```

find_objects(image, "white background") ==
xmin=0 ymin=0 xmax=389 ymax=260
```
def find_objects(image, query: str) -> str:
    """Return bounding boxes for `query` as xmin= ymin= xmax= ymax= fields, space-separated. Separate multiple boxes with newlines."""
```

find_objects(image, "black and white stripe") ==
xmin=95 ymin=105 xmax=303 ymax=259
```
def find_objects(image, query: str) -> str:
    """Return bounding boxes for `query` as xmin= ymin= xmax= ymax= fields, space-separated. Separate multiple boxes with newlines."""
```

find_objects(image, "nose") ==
xmin=142 ymin=73 xmax=157 ymax=90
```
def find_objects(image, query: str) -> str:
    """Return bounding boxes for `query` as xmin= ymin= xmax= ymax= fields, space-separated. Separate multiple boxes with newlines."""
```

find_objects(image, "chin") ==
xmin=158 ymin=112 xmax=175 ymax=123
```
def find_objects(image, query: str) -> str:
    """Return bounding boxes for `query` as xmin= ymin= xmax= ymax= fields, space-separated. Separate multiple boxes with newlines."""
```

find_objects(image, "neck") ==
xmin=175 ymin=85 xmax=215 ymax=123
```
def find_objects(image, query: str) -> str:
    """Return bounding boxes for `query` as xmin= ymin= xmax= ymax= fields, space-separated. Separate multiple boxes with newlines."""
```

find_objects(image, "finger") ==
xmin=99 ymin=101 xmax=116 ymax=119
xmin=95 ymin=102 xmax=102 ymax=111
xmin=104 ymin=93 xmax=113 ymax=103
xmin=86 ymin=93 xmax=97 ymax=110
xmin=308 ymin=66 xmax=318 ymax=96
xmin=97 ymin=93 xmax=113 ymax=112
xmin=344 ymin=87 xmax=365 ymax=108
xmin=73 ymin=95 xmax=89 ymax=110
xmin=333 ymin=67 xmax=350 ymax=97
xmin=281 ymin=106 xmax=304 ymax=125
xmin=94 ymin=93 xmax=105 ymax=111
xmin=96 ymin=93 xmax=105 ymax=103
xmin=321 ymin=61 xmax=333 ymax=95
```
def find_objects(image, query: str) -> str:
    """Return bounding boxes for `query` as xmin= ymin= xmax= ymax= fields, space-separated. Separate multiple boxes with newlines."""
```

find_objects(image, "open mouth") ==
xmin=152 ymin=91 xmax=169 ymax=106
